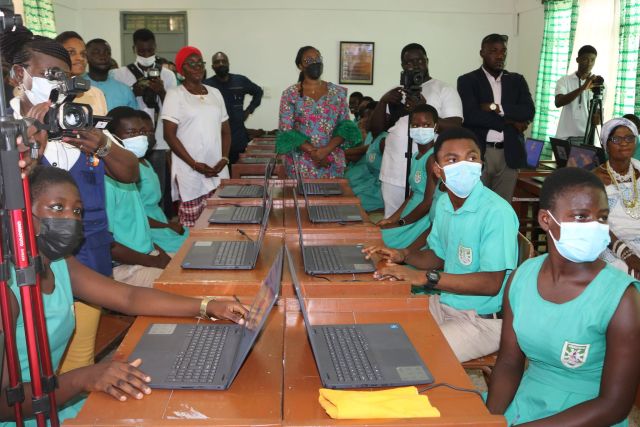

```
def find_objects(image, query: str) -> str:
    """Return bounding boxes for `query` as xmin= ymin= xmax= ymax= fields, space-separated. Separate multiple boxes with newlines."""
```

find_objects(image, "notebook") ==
xmin=129 ymin=249 xmax=283 ymax=390
xmin=294 ymin=162 xmax=362 ymax=223
xmin=292 ymin=190 xmax=373 ymax=275
xmin=181 ymin=193 xmax=272 ymax=270
xmin=524 ymin=138 xmax=544 ymax=169
xmin=217 ymin=158 xmax=275 ymax=198
xmin=286 ymin=248 xmax=433 ymax=389
xmin=208 ymin=185 xmax=271 ymax=224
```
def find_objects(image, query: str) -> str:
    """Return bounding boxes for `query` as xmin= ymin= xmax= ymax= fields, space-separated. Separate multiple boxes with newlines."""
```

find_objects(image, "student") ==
xmin=0 ymin=166 xmax=247 ymax=426
xmin=364 ymin=127 xmax=519 ymax=362
xmin=105 ymin=107 xmax=173 ymax=287
xmin=486 ymin=167 xmax=640 ymax=426
xmin=378 ymin=104 xmax=441 ymax=249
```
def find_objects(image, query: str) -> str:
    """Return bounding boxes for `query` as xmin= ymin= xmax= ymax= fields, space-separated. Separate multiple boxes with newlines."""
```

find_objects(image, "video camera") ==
xmin=41 ymin=68 xmax=109 ymax=139
xmin=400 ymin=69 xmax=425 ymax=96
xmin=137 ymin=66 xmax=162 ymax=110
xmin=590 ymin=75 xmax=605 ymax=97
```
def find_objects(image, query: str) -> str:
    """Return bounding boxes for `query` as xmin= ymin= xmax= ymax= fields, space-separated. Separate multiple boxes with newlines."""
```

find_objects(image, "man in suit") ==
xmin=457 ymin=34 xmax=535 ymax=202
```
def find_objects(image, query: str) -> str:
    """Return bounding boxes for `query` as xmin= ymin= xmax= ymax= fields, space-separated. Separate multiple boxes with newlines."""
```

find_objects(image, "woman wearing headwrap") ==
xmin=593 ymin=117 xmax=640 ymax=278
xmin=161 ymin=46 xmax=230 ymax=226
xmin=276 ymin=45 xmax=360 ymax=178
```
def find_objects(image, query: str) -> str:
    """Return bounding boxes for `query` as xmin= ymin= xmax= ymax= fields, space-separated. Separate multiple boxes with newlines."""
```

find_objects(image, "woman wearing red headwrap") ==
xmin=161 ymin=46 xmax=231 ymax=226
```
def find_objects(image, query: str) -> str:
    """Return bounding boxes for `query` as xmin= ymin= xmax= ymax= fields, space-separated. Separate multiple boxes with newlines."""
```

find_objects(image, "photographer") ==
xmin=555 ymin=45 xmax=602 ymax=140
xmin=371 ymin=43 xmax=462 ymax=217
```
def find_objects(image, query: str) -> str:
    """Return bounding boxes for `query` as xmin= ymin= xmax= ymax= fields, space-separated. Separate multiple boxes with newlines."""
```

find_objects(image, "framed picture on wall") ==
xmin=339 ymin=41 xmax=374 ymax=85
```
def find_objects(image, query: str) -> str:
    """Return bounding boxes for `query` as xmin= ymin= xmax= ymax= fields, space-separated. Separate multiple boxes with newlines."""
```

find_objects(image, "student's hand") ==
xmin=625 ymin=255 xmax=640 ymax=277
xmin=152 ymin=244 xmax=171 ymax=268
xmin=82 ymin=358 xmax=152 ymax=401
xmin=373 ymin=263 xmax=425 ymax=285
xmin=208 ymin=158 xmax=228 ymax=177
xmin=167 ymin=221 xmax=185 ymax=235
xmin=207 ymin=300 xmax=249 ymax=325
xmin=61 ymin=129 xmax=108 ymax=155
xmin=194 ymin=162 xmax=215 ymax=176
xmin=362 ymin=246 xmax=406 ymax=264
xmin=380 ymin=87 xmax=403 ymax=105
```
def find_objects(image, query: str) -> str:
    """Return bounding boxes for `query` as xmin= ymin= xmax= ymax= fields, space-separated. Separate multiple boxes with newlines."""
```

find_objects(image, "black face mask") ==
xmin=305 ymin=63 xmax=323 ymax=80
xmin=36 ymin=217 xmax=84 ymax=261
xmin=215 ymin=66 xmax=229 ymax=77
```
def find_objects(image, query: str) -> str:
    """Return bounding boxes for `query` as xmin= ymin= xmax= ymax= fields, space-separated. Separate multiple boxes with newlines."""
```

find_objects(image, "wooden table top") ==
xmin=65 ymin=307 xmax=285 ymax=426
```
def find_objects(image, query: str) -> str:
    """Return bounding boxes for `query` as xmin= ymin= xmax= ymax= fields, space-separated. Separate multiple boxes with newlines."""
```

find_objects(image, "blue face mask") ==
xmin=547 ymin=211 xmax=610 ymax=263
xmin=410 ymin=127 xmax=436 ymax=145
xmin=439 ymin=161 xmax=482 ymax=198
xmin=123 ymin=135 xmax=149 ymax=158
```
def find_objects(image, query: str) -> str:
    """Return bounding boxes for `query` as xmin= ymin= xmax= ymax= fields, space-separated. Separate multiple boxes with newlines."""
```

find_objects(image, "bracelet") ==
xmin=199 ymin=296 xmax=218 ymax=321
xmin=622 ymin=248 xmax=635 ymax=260
xmin=221 ymin=156 xmax=229 ymax=164
xmin=615 ymin=241 xmax=630 ymax=258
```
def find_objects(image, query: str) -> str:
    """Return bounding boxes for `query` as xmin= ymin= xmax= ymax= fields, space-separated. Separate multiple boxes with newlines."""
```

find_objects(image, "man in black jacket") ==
xmin=457 ymin=34 xmax=535 ymax=201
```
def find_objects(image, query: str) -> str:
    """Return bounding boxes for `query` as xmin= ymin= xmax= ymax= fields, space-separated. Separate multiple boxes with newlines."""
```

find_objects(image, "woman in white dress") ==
xmin=594 ymin=118 xmax=640 ymax=278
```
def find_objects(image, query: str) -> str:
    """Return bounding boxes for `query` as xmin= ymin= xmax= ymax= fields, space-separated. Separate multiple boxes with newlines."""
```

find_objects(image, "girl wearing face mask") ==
xmin=0 ymin=166 xmax=247 ymax=426
xmin=486 ymin=167 xmax=640 ymax=426
xmin=276 ymin=46 xmax=361 ymax=178
xmin=378 ymin=104 xmax=442 ymax=250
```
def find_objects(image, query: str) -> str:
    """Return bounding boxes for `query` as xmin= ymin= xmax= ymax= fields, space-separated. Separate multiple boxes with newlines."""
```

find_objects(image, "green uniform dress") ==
xmin=1 ymin=260 xmax=85 ymax=426
xmin=505 ymin=255 xmax=639 ymax=426
xmin=105 ymin=176 xmax=154 ymax=254
xmin=381 ymin=148 xmax=434 ymax=249
xmin=351 ymin=132 xmax=385 ymax=212
xmin=427 ymin=181 xmax=519 ymax=315
xmin=633 ymin=136 xmax=640 ymax=161
xmin=137 ymin=161 xmax=188 ymax=252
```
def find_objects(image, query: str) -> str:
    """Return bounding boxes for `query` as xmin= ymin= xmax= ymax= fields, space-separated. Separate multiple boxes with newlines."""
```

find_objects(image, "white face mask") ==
xmin=23 ymin=69 xmax=60 ymax=105
xmin=136 ymin=55 xmax=156 ymax=68
xmin=122 ymin=135 xmax=149 ymax=158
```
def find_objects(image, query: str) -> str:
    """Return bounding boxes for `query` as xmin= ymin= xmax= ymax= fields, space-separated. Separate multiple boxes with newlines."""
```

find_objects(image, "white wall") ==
xmin=52 ymin=0 xmax=544 ymax=129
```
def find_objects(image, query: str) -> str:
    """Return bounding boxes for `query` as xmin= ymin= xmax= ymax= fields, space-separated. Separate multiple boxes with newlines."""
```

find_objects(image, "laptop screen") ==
xmin=286 ymin=248 xmax=312 ymax=328
xmin=292 ymin=157 xmax=311 ymax=205
xmin=525 ymin=138 xmax=544 ymax=169
xmin=567 ymin=145 xmax=600 ymax=170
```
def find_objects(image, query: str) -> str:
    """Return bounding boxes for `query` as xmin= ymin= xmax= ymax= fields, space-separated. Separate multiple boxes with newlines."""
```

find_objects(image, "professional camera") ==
xmin=146 ymin=68 xmax=161 ymax=79
xmin=137 ymin=66 xmax=162 ymax=110
xmin=590 ymin=75 xmax=605 ymax=97
xmin=400 ymin=69 xmax=425 ymax=96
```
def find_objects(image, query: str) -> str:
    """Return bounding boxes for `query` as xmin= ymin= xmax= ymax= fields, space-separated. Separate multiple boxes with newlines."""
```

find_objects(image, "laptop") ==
xmin=181 ymin=193 xmax=272 ymax=270
xmin=208 ymin=185 xmax=271 ymax=224
xmin=550 ymin=137 xmax=572 ymax=168
xmin=293 ymin=190 xmax=374 ymax=275
xmin=239 ymin=157 xmax=273 ymax=164
xmin=129 ymin=249 xmax=283 ymax=390
xmin=294 ymin=163 xmax=362 ymax=223
xmin=217 ymin=158 xmax=275 ymax=198
xmin=286 ymin=248 xmax=433 ymax=389
xmin=293 ymin=155 xmax=342 ymax=196
xmin=524 ymin=138 xmax=544 ymax=169
xmin=566 ymin=144 xmax=603 ymax=170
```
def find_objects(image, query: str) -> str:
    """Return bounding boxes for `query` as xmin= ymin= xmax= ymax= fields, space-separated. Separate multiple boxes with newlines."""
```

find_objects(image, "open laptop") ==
xmin=524 ymin=138 xmax=544 ymax=169
xmin=129 ymin=249 xmax=283 ymax=390
xmin=293 ymin=190 xmax=374 ymax=274
xmin=293 ymin=155 xmax=342 ymax=196
xmin=286 ymin=248 xmax=433 ymax=389
xmin=181 ymin=193 xmax=272 ymax=270
xmin=217 ymin=158 xmax=275 ymax=198
xmin=294 ymin=163 xmax=362 ymax=223
xmin=550 ymin=137 xmax=572 ymax=168
xmin=208 ymin=185 xmax=271 ymax=224
xmin=566 ymin=144 xmax=603 ymax=170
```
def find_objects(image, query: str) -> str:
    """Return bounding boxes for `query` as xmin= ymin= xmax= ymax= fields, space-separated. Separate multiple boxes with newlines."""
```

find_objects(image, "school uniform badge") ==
xmin=560 ymin=341 xmax=590 ymax=368
xmin=368 ymin=152 xmax=376 ymax=163
xmin=414 ymin=170 xmax=422 ymax=184
xmin=457 ymin=245 xmax=473 ymax=265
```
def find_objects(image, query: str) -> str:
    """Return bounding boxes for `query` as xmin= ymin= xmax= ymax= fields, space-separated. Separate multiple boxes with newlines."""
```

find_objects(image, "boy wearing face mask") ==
xmin=378 ymin=104 xmax=442 ymax=250
xmin=364 ymin=127 xmax=519 ymax=362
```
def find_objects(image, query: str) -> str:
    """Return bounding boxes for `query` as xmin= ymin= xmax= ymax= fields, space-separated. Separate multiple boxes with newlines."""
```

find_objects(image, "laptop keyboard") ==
xmin=310 ymin=205 xmax=339 ymax=221
xmin=304 ymin=183 xmax=339 ymax=194
xmin=167 ymin=325 xmax=230 ymax=383
xmin=237 ymin=185 xmax=262 ymax=197
xmin=308 ymin=246 xmax=345 ymax=271
xmin=214 ymin=241 xmax=250 ymax=266
xmin=231 ymin=206 xmax=259 ymax=222
xmin=322 ymin=326 xmax=383 ymax=383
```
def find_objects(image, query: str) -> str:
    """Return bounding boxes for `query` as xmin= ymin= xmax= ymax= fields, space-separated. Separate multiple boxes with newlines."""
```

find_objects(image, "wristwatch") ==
xmin=199 ymin=296 xmax=218 ymax=321
xmin=424 ymin=269 xmax=440 ymax=291
xmin=221 ymin=156 xmax=230 ymax=164
xmin=489 ymin=103 xmax=498 ymax=112
xmin=95 ymin=136 xmax=112 ymax=158
xmin=397 ymin=218 xmax=406 ymax=226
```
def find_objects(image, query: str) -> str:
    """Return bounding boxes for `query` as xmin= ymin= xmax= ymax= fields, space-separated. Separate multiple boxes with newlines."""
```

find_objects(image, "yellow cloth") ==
xmin=59 ymin=301 xmax=101 ymax=373
xmin=318 ymin=386 xmax=440 ymax=419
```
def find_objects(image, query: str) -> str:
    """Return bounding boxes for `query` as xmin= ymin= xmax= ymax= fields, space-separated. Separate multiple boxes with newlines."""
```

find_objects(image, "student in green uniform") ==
xmin=378 ymin=104 xmax=440 ymax=249
xmin=0 ymin=166 xmax=247 ymax=426
xmin=486 ymin=167 xmax=640 ymax=426
xmin=364 ymin=127 xmax=519 ymax=362
xmin=347 ymin=101 xmax=386 ymax=212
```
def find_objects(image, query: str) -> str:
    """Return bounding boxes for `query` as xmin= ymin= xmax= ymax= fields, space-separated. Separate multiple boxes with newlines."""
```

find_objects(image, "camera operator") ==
xmin=370 ymin=43 xmax=462 ymax=217
xmin=555 ymin=45 xmax=602 ymax=140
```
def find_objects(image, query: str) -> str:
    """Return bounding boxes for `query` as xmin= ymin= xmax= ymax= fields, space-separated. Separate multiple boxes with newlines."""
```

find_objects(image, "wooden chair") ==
xmin=462 ymin=232 xmax=536 ymax=385
xmin=94 ymin=313 xmax=135 ymax=362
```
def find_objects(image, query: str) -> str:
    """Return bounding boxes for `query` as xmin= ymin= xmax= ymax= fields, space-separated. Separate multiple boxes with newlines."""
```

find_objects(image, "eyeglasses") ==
xmin=302 ymin=56 xmax=323 ymax=66
xmin=609 ymin=135 xmax=637 ymax=145
xmin=184 ymin=60 xmax=206 ymax=68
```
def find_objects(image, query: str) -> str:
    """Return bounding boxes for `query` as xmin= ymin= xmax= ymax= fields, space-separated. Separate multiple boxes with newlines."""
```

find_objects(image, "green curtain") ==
xmin=613 ymin=0 xmax=640 ymax=117
xmin=22 ymin=0 xmax=56 ymax=38
xmin=531 ymin=0 xmax=579 ymax=158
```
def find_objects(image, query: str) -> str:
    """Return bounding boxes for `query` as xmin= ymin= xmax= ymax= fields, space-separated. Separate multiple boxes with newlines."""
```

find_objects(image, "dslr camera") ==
xmin=590 ymin=75 xmax=605 ymax=97
xmin=400 ymin=69 xmax=425 ymax=96
xmin=137 ymin=66 xmax=162 ymax=110
xmin=41 ymin=68 xmax=108 ymax=139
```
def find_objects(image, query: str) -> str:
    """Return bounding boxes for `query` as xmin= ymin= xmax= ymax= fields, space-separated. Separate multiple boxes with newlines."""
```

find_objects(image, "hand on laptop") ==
xmin=81 ymin=358 xmax=151 ymax=401
xmin=207 ymin=299 xmax=249 ymax=325
xmin=362 ymin=245 xmax=407 ymax=264
xmin=373 ymin=264 xmax=425 ymax=286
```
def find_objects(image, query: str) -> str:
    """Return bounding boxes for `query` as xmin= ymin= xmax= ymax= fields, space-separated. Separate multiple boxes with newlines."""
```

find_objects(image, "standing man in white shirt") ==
xmin=370 ymin=43 xmax=463 ymax=217
xmin=113 ymin=28 xmax=177 ymax=216
xmin=555 ymin=45 xmax=600 ymax=140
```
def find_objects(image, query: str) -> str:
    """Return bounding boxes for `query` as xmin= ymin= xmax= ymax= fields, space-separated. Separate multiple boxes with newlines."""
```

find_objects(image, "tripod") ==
xmin=0 ymin=9 xmax=60 ymax=427
xmin=583 ymin=91 xmax=603 ymax=146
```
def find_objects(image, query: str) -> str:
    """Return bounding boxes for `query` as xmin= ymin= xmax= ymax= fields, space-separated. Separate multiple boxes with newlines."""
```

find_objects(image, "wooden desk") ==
xmin=65 ymin=309 xmax=284 ymax=426
xmin=191 ymin=205 xmax=286 ymax=236
xmin=239 ymin=151 xmax=276 ymax=158
xmin=154 ymin=233 xmax=287 ymax=297
xmin=231 ymin=162 xmax=286 ymax=179
xmin=282 ymin=297 xmax=506 ymax=426
xmin=245 ymin=145 xmax=275 ymax=153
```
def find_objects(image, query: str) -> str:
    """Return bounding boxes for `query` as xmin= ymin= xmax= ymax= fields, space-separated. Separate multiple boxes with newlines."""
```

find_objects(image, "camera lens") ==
xmin=61 ymin=105 xmax=88 ymax=129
